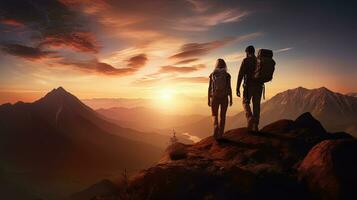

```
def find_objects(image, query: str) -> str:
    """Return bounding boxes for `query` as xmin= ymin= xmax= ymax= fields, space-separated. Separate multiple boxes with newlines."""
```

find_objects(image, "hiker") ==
xmin=236 ymin=46 xmax=275 ymax=132
xmin=208 ymin=58 xmax=233 ymax=139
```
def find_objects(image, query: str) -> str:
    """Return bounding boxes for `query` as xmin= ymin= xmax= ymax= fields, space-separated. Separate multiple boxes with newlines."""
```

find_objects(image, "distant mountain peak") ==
xmin=35 ymin=86 xmax=83 ymax=109
xmin=315 ymin=86 xmax=332 ymax=93
xmin=48 ymin=86 xmax=69 ymax=96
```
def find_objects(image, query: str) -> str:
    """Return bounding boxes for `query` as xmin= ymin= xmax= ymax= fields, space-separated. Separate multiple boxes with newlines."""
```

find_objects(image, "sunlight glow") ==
xmin=159 ymin=88 xmax=175 ymax=101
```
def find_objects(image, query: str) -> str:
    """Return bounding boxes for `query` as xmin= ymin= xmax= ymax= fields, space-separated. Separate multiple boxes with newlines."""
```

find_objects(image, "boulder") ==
xmin=298 ymin=139 xmax=357 ymax=200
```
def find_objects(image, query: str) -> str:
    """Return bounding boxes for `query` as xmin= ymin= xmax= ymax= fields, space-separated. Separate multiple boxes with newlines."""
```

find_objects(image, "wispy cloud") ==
xmin=169 ymin=37 xmax=236 ymax=59
xmin=173 ymin=9 xmax=249 ymax=31
xmin=135 ymin=75 xmax=208 ymax=86
xmin=275 ymin=47 xmax=294 ymax=53
xmin=186 ymin=0 xmax=210 ymax=13
xmin=170 ymin=32 xmax=262 ymax=60
xmin=159 ymin=64 xmax=206 ymax=74
xmin=174 ymin=58 xmax=199 ymax=65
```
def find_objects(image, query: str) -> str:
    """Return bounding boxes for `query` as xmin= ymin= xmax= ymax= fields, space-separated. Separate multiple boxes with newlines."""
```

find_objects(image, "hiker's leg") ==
xmin=252 ymin=85 xmax=263 ymax=131
xmin=219 ymin=97 xmax=228 ymax=136
xmin=242 ymin=86 xmax=253 ymax=129
xmin=211 ymin=97 xmax=220 ymax=138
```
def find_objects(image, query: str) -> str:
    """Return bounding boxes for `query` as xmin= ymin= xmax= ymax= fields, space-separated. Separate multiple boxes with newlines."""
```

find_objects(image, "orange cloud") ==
xmin=159 ymin=64 xmax=206 ymax=74
xmin=40 ymin=32 xmax=99 ymax=53
xmin=0 ymin=19 xmax=24 ymax=27
xmin=171 ymin=76 xmax=208 ymax=83
xmin=127 ymin=54 xmax=148 ymax=68
xmin=58 ymin=54 xmax=147 ymax=76
xmin=174 ymin=58 xmax=199 ymax=65
xmin=169 ymin=37 xmax=236 ymax=59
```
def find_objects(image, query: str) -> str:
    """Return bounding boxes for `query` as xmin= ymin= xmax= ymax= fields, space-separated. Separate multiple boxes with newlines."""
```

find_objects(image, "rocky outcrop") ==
xmin=74 ymin=112 xmax=356 ymax=200
xmin=298 ymin=139 xmax=357 ymax=200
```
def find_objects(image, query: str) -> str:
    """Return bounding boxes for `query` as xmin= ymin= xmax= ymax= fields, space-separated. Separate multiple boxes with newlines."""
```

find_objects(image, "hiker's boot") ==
xmin=252 ymin=123 xmax=259 ymax=132
xmin=247 ymin=118 xmax=253 ymax=131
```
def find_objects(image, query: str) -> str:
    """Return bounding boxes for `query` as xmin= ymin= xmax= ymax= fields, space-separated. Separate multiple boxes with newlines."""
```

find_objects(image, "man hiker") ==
xmin=208 ymin=58 xmax=233 ymax=140
xmin=236 ymin=45 xmax=275 ymax=132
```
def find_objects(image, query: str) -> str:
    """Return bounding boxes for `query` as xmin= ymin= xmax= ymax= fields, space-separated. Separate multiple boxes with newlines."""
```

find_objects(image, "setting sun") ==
xmin=159 ymin=88 xmax=175 ymax=101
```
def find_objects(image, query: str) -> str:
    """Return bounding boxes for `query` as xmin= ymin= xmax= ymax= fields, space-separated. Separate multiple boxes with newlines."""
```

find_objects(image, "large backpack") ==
xmin=211 ymin=69 xmax=228 ymax=97
xmin=254 ymin=49 xmax=276 ymax=83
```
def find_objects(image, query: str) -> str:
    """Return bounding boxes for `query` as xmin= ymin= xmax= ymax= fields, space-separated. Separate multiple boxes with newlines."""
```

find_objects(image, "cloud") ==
xmin=169 ymin=33 xmax=262 ymax=60
xmin=0 ymin=43 xmax=53 ymax=60
xmin=135 ymin=75 xmax=208 ymax=86
xmin=171 ymin=76 xmax=208 ymax=83
xmin=59 ymin=59 xmax=136 ymax=76
xmin=0 ymin=19 xmax=24 ymax=28
xmin=0 ymin=0 xmax=98 ymax=53
xmin=169 ymin=37 xmax=236 ymax=59
xmin=186 ymin=0 xmax=210 ymax=13
xmin=174 ymin=58 xmax=199 ymax=65
xmin=173 ymin=9 xmax=249 ymax=31
xmin=127 ymin=53 xmax=148 ymax=68
xmin=58 ymin=53 xmax=147 ymax=76
xmin=40 ymin=32 xmax=99 ymax=53
xmin=159 ymin=64 xmax=206 ymax=74
xmin=275 ymin=47 xmax=293 ymax=53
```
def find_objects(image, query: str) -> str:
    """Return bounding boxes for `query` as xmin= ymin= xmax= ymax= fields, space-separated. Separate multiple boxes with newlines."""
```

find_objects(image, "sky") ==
xmin=0 ymin=0 xmax=356 ymax=113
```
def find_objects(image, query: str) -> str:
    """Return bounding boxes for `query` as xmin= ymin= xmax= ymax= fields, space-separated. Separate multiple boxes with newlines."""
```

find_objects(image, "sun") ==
xmin=159 ymin=88 xmax=174 ymax=101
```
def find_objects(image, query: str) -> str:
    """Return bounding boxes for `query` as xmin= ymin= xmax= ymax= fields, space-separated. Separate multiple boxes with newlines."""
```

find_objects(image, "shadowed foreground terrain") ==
xmin=72 ymin=113 xmax=357 ymax=200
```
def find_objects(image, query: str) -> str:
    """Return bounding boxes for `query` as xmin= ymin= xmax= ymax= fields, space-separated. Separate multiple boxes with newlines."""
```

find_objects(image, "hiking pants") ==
xmin=211 ymin=96 xmax=228 ymax=136
xmin=243 ymin=85 xmax=263 ymax=125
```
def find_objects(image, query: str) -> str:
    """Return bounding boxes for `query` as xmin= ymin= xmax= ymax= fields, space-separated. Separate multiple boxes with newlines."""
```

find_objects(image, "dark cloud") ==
xmin=174 ymin=58 xmax=199 ymax=65
xmin=1 ymin=43 xmax=53 ymax=60
xmin=159 ymin=64 xmax=205 ymax=74
xmin=169 ymin=37 xmax=235 ymax=59
xmin=59 ymin=59 xmax=136 ymax=76
xmin=39 ymin=32 xmax=99 ymax=53
xmin=127 ymin=53 xmax=148 ymax=68
xmin=58 ymin=53 xmax=147 ymax=76
xmin=0 ymin=19 xmax=24 ymax=27
xmin=0 ymin=0 xmax=98 ymax=53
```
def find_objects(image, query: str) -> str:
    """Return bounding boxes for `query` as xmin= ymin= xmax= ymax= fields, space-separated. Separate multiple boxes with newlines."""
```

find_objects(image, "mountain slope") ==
xmin=0 ymin=87 xmax=164 ymax=198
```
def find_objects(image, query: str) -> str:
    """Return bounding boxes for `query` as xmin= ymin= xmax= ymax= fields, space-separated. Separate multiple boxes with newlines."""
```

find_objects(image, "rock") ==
xmin=298 ymin=139 xmax=357 ymax=200
xmin=294 ymin=112 xmax=327 ymax=136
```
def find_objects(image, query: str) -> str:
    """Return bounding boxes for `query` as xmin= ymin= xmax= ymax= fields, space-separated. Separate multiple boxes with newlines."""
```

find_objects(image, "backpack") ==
xmin=254 ymin=49 xmax=276 ymax=83
xmin=211 ymin=69 xmax=228 ymax=97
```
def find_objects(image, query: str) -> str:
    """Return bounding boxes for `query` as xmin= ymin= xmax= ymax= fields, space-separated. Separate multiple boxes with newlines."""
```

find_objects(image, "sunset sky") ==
xmin=0 ymin=0 xmax=356 ymax=111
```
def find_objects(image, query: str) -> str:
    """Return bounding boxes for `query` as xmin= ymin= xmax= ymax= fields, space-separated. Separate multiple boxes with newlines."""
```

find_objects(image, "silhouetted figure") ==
xmin=237 ymin=46 xmax=275 ymax=132
xmin=208 ymin=59 xmax=233 ymax=139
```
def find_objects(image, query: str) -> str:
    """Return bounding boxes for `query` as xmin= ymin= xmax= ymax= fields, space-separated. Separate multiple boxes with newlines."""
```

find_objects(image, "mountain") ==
xmin=176 ymin=87 xmax=357 ymax=138
xmin=0 ymin=87 xmax=166 ymax=199
xmin=71 ymin=113 xmax=356 ymax=200
xmin=347 ymin=92 xmax=357 ymax=98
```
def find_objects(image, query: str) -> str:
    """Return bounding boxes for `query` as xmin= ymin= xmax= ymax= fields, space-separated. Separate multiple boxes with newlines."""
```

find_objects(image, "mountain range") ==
xmin=168 ymin=87 xmax=357 ymax=138
xmin=0 ymin=87 xmax=170 ymax=199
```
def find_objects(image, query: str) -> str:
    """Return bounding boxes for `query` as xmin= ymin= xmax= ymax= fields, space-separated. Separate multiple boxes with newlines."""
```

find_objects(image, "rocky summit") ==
xmin=72 ymin=112 xmax=356 ymax=200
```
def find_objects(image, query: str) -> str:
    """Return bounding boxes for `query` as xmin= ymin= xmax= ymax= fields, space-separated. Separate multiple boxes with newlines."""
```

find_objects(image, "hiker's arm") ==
xmin=228 ymin=75 xmax=233 ymax=106
xmin=236 ymin=60 xmax=246 ymax=96
xmin=208 ymin=75 xmax=212 ymax=106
